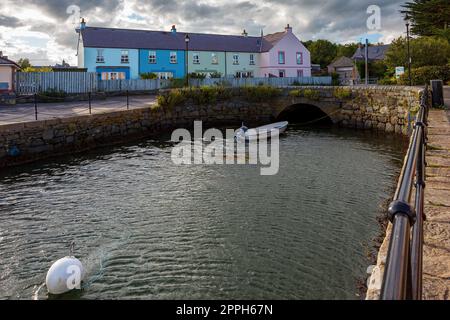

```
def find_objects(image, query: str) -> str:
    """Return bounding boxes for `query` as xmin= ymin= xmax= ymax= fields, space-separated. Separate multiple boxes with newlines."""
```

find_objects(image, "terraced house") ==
xmin=76 ymin=20 xmax=311 ymax=80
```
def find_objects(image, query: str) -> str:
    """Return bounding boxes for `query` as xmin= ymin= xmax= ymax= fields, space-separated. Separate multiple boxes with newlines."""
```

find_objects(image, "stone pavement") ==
xmin=422 ymin=89 xmax=450 ymax=300
xmin=0 ymin=95 xmax=157 ymax=125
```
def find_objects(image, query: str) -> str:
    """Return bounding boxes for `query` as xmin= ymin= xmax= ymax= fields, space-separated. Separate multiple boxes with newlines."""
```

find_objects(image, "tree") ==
xmin=336 ymin=43 xmax=359 ymax=58
xmin=17 ymin=58 xmax=32 ymax=69
xmin=305 ymin=40 xmax=338 ymax=67
xmin=385 ymin=36 xmax=450 ymax=71
xmin=402 ymin=0 xmax=450 ymax=39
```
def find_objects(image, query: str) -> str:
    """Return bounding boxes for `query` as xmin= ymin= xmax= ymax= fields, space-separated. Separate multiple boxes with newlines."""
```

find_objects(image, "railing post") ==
xmin=88 ymin=92 xmax=92 ymax=114
xmin=126 ymin=90 xmax=129 ymax=110
xmin=34 ymin=93 xmax=38 ymax=121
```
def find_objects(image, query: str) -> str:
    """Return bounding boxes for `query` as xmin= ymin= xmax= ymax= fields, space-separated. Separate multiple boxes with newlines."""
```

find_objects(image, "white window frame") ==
xmin=233 ymin=54 xmax=239 ymax=65
xmin=96 ymin=49 xmax=105 ymax=63
xmin=121 ymin=50 xmax=129 ymax=64
xmin=149 ymin=51 xmax=157 ymax=64
xmin=193 ymin=52 xmax=200 ymax=64
xmin=278 ymin=51 xmax=285 ymax=65
xmin=170 ymin=51 xmax=177 ymax=64
xmin=249 ymin=54 xmax=255 ymax=65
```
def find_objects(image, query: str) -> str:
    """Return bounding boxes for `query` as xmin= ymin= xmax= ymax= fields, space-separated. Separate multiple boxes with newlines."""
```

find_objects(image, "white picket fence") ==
xmin=16 ymin=72 xmax=98 ymax=95
xmin=16 ymin=73 xmax=332 ymax=95
xmin=98 ymin=79 xmax=171 ymax=92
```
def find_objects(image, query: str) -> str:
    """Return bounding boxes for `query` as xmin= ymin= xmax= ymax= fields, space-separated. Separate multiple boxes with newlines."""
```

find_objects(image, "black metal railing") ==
xmin=381 ymin=86 xmax=429 ymax=300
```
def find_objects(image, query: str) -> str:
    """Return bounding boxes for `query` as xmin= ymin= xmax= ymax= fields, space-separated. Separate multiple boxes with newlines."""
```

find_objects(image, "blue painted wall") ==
xmin=84 ymin=47 xmax=139 ymax=79
xmin=139 ymin=49 xmax=185 ymax=78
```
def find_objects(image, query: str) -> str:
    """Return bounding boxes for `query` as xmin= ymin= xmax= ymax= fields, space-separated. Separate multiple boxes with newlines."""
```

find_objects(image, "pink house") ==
xmin=260 ymin=25 xmax=311 ymax=78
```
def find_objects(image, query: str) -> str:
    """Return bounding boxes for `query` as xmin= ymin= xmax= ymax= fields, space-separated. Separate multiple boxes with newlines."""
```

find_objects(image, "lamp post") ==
xmin=185 ymin=34 xmax=190 ymax=87
xmin=405 ymin=16 xmax=412 ymax=86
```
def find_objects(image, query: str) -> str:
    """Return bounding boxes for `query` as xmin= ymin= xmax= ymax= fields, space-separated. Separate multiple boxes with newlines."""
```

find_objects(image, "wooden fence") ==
xmin=16 ymin=73 xmax=332 ymax=95
xmin=16 ymin=72 xmax=98 ymax=95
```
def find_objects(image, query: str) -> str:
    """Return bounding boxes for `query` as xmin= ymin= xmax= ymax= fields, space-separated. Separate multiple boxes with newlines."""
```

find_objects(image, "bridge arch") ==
xmin=272 ymin=97 xmax=341 ymax=125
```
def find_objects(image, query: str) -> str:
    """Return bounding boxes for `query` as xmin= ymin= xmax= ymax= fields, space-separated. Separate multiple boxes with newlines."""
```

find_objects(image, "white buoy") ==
xmin=46 ymin=256 xmax=85 ymax=295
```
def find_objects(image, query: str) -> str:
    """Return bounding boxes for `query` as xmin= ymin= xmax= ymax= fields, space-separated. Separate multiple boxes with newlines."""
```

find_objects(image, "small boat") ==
xmin=234 ymin=121 xmax=289 ymax=141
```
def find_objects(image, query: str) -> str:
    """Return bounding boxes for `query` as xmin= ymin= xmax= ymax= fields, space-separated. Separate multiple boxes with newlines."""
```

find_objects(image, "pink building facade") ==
xmin=259 ymin=25 xmax=311 ymax=78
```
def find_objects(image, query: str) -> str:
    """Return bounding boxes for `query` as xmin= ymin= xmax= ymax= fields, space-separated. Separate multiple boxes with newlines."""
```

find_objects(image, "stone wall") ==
xmin=0 ymin=100 xmax=273 ymax=167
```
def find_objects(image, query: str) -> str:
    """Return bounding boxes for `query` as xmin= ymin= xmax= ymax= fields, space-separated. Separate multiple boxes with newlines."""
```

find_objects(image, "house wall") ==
xmin=225 ymin=52 xmax=260 ymax=77
xmin=139 ymin=49 xmax=185 ymax=79
xmin=0 ymin=66 xmax=13 ymax=91
xmin=84 ymin=47 xmax=140 ymax=79
xmin=259 ymin=31 xmax=311 ymax=77
xmin=187 ymin=51 xmax=226 ymax=76
xmin=77 ymin=39 xmax=84 ymax=68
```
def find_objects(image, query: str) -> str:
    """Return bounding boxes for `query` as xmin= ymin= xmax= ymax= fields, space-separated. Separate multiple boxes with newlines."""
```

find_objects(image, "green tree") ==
xmin=336 ymin=43 xmax=359 ymax=58
xmin=385 ymin=36 xmax=450 ymax=69
xmin=17 ymin=58 xmax=32 ymax=69
xmin=305 ymin=40 xmax=338 ymax=67
xmin=402 ymin=0 xmax=450 ymax=39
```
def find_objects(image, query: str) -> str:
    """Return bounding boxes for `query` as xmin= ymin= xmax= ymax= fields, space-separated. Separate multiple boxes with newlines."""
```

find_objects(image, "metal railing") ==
xmin=381 ymin=86 xmax=429 ymax=300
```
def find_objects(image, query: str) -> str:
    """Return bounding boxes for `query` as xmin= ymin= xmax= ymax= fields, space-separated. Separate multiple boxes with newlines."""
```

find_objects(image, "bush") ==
xmin=40 ymin=88 xmax=67 ymax=99
xmin=331 ymin=72 xmax=340 ymax=86
xmin=140 ymin=72 xmax=157 ymax=79
xmin=302 ymin=89 xmax=320 ymax=100
xmin=333 ymin=87 xmax=352 ymax=100
xmin=189 ymin=72 xmax=206 ymax=79
xmin=398 ymin=65 xmax=450 ymax=85
xmin=291 ymin=80 xmax=301 ymax=86
xmin=378 ymin=77 xmax=398 ymax=85
xmin=289 ymin=89 xmax=302 ymax=97
xmin=157 ymin=89 xmax=186 ymax=109
xmin=209 ymin=72 xmax=222 ymax=78
xmin=169 ymin=78 xmax=186 ymax=88
xmin=241 ymin=85 xmax=282 ymax=102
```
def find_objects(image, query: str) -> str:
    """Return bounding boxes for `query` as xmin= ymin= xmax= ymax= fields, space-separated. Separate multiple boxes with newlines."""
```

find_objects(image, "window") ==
xmin=233 ymin=54 xmax=239 ymax=65
xmin=211 ymin=53 xmax=218 ymax=64
xmin=278 ymin=70 xmax=285 ymax=78
xmin=156 ymin=72 xmax=174 ymax=80
xmin=96 ymin=49 xmax=104 ymax=63
xmin=193 ymin=52 xmax=200 ymax=64
xmin=297 ymin=69 xmax=303 ymax=77
xmin=249 ymin=54 xmax=255 ymax=65
xmin=278 ymin=51 xmax=285 ymax=64
xmin=296 ymin=52 xmax=303 ymax=65
xmin=170 ymin=52 xmax=177 ymax=64
xmin=100 ymin=72 xmax=125 ymax=80
xmin=149 ymin=51 xmax=156 ymax=64
xmin=121 ymin=50 xmax=129 ymax=63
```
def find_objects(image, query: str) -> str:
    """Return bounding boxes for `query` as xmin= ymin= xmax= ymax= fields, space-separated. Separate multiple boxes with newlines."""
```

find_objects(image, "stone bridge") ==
xmin=267 ymin=86 xmax=425 ymax=134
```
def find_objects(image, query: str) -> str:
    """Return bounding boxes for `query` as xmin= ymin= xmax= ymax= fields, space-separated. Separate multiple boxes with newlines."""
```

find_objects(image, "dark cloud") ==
xmin=0 ymin=14 xmax=23 ymax=27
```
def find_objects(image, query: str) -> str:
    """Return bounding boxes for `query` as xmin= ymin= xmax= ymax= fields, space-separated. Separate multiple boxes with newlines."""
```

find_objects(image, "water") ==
xmin=0 ymin=125 xmax=407 ymax=300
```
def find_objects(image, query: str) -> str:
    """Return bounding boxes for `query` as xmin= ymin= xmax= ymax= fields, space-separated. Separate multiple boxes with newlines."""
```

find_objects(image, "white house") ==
xmin=0 ymin=52 xmax=20 ymax=93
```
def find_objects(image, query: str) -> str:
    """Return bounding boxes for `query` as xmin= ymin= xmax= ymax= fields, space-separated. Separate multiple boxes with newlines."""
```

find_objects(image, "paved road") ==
xmin=0 ymin=95 xmax=158 ymax=125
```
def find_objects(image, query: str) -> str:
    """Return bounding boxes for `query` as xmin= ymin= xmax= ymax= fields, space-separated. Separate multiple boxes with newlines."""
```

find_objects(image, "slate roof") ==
xmin=328 ymin=56 xmax=355 ymax=68
xmin=81 ymin=27 xmax=273 ymax=53
xmin=0 ymin=56 xmax=20 ymax=68
xmin=352 ymin=44 xmax=390 ymax=61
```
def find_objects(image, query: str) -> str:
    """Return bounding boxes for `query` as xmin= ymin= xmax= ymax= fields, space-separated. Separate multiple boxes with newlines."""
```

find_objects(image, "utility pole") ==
xmin=406 ymin=18 xmax=412 ymax=86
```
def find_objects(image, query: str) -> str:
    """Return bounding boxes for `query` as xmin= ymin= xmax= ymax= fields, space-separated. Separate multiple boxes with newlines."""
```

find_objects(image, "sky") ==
xmin=0 ymin=0 xmax=408 ymax=66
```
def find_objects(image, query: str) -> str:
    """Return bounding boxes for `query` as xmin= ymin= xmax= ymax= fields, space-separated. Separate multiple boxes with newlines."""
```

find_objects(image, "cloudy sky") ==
xmin=0 ymin=0 xmax=408 ymax=66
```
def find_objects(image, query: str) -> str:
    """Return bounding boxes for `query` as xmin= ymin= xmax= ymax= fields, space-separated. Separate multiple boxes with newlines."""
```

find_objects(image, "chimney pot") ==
xmin=242 ymin=29 xmax=248 ymax=37
xmin=171 ymin=25 xmax=177 ymax=33
xmin=285 ymin=24 xmax=292 ymax=33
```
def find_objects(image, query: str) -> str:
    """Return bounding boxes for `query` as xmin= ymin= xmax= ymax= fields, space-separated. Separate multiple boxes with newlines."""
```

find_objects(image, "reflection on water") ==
xmin=0 ymin=125 xmax=407 ymax=299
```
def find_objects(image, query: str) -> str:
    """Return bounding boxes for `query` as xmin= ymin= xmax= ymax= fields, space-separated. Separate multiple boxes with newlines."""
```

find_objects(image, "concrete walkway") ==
xmin=0 ymin=95 xmax=157 ymax=125
xmin=422 ymin=88 xmax=450 ymax=299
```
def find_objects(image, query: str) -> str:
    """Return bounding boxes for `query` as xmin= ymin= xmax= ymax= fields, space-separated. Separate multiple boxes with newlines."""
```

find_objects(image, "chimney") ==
xmin=171 ymin=25 xmax=177 ymax=34
xmin=242 ymin=29 xmax=248 ymax=37
xmin=80 ymin=18 xmax=86 ymax=30
xmin=285 ymin=23 xmax=292 ymax=33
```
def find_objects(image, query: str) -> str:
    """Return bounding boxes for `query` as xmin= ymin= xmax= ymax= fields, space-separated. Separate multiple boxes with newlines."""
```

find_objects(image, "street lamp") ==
xmin=405 ymin=15 xmax=412 ymax=86
xmin=185 ymin=34 xmax=190 ymax=87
